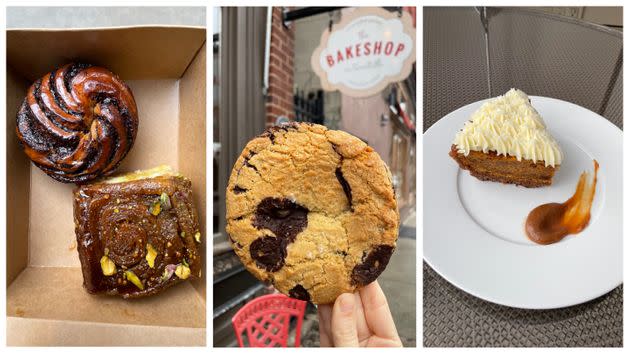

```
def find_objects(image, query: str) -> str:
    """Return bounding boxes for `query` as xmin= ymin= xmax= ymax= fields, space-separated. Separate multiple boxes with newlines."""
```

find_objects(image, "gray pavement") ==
xmin=380 ymin=237 xmax=416 ymax=347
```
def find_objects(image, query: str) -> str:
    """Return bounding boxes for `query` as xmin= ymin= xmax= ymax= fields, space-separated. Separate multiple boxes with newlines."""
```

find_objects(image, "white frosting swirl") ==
xmin=453 ymin=89 xmax=563 ymax=167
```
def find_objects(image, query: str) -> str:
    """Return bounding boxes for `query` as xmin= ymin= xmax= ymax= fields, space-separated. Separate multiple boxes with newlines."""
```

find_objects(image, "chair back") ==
xmin=232 ymin=294 xmax=307 ymax=347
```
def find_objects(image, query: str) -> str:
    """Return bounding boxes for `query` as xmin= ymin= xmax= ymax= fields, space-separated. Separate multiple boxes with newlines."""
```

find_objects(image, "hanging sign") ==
xmin=311 ymin=7 xmax=416 ymax=98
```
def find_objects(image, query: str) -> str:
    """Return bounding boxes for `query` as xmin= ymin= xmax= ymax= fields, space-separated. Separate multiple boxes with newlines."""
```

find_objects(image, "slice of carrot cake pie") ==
xmin=449 ymin=88 xmax=563 ymax=187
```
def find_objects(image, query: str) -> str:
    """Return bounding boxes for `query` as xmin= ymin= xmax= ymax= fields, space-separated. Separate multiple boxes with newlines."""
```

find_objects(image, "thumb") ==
xmin=331 ymin=293 xmax=359 ymax=347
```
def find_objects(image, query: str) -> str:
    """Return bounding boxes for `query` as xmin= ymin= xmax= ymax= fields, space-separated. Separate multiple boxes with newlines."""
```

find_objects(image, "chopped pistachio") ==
xmin=194 ymin=232 xmax=201 ymax=243
xmin=182 ymin=258 xmax=189 ymax=267
xmin=114 ymin=208 xmax=119 ymax=213
xmin=146 ymin=243 xmax=157 ymax=268
xmin=161 ymin=268 xmax=170 ymax=281
xmin=125 ymin=271 xmax=144 ymax=290
xmin=160 ymin=192 xmax=172 ymax=210
xmin=100 ymin=255 xmax=116 ymax=276
xmin=175 ymin=264 xmax=191 ymax=279
xmin=150 ymin=202 xmax=161 ymax=216
xmin=180 ymin=231 xmax=186 ymax=238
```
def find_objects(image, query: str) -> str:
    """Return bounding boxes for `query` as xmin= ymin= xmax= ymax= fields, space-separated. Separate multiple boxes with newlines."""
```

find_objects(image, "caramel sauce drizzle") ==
xmin=525 ymin=160 xmax=599 ymax=245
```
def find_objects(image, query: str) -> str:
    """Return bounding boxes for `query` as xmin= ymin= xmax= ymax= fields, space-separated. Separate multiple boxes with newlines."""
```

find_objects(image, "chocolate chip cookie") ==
xmin=226 ymin=122 xmax=399 ymax=304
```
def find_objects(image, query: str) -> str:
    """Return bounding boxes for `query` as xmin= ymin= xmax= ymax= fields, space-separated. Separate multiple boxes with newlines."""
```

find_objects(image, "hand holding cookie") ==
xmin=318 ymin=281 xmax=402 ymax=347
xmin=226 ymin=123 xmax=399 ymax=304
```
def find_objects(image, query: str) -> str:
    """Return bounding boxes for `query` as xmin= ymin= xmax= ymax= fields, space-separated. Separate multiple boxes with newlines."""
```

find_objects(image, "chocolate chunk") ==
xmin=228 ymin=234 xmax=243 ymax=249
xmin=289 ymin=284 xmax=311 ymax=302
xmin=243 ymin=160 xmax=258 ymax=171
xmin=258 ymin=122 xmax=301 ymax=143
xmin=336 ymin=250 xmax=348 ymax=257
xmin=233 ymin=186 xmax=247 ymax=194
xmin=331 ymin=143 xmax=341 ymax=156
xmin=335 ymin=167 xmax=353 ymax=210
xmin=259 ymin=126 xmax=284 ymax=143
xmin=351 ymin=245 xmax=394 ymax=286
xmin=242 ymin=151 xmax=258 ymax=172
xmin=253 ymin=198 xmax=308 ymax=243
xmin=249 ymin=198 xmax=308 ymax=272
xmin=249 ymin=236 xmax=287 ymax=272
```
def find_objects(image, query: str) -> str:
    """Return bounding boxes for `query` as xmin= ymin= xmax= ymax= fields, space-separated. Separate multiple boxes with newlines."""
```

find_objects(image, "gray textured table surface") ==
xmin=7 ymin=6 xmax=205 ymax=28
xmin=423 ymin=263 xmax=623 ymax=347
xmin=423 ymin=7 xmax=623 ymax=347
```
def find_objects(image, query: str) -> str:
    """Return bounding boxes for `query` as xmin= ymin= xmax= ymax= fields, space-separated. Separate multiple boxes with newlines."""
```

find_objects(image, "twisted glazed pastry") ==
xmin=16 ymin=63 xmax=139 ymax=183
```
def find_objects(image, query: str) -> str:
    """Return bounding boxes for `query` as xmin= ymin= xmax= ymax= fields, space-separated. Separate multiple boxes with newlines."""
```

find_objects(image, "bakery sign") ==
xmin=311 ymin=7 xmax=416 ymax=98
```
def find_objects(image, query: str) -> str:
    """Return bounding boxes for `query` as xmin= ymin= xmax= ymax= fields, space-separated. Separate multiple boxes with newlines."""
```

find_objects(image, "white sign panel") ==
xmin=311 ymin=7 xmax=416 ymax=98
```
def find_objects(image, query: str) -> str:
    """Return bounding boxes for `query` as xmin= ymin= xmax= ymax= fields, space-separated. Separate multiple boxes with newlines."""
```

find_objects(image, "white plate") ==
xmin=423 ymin=96 xmax=622 ymax=309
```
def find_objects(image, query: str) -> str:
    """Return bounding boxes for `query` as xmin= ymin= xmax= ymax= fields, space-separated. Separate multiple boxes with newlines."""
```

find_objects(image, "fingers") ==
xmin=352 ymin=291 xmax=372 ymax=343
xmin=359 ymin=281 xmax=401 ymax=343
xmin=331 ymin=293 xmax=359 ymax=347
xmin=317 ymin=304 xmax=333 ymax=347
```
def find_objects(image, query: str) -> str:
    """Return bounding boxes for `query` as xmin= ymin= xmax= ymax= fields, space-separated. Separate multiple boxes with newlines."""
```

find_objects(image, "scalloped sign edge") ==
xmin=311 ymin=7 xmax=416 ymax=98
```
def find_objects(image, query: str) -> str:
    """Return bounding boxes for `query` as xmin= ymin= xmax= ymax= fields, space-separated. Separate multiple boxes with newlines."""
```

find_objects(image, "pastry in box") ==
xmin=73 ymin=165 xmax=202 ymax=298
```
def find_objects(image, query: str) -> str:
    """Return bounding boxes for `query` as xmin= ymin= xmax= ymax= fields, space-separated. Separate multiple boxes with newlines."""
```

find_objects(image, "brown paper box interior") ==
xmin=6 ymin=27 xmax=207 ymax=346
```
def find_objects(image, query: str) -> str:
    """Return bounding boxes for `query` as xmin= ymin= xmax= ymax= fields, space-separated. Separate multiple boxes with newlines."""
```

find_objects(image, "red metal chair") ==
xmin=232 ymin=294 xmax=307 ymax=347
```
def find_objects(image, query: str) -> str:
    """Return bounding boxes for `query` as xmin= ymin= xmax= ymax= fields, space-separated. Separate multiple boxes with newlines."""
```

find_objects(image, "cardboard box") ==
xmin=6 ymin=26 xmax=207 ymax=346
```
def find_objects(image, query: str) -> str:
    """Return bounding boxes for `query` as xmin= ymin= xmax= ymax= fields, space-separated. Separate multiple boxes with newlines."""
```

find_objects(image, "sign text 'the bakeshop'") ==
xmin=311 ymin=7 xmax=416 ymax=98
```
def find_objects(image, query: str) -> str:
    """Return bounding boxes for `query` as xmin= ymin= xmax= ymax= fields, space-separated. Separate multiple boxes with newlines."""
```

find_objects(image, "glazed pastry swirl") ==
xmin=16 ymin=63 xmax=139 ymax=183
xmin=74 ymin=168 xmax=202 ymax=298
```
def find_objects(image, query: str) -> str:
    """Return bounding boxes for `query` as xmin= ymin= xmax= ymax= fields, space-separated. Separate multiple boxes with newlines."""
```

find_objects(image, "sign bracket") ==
xmin=282 ymin=7 xmax=346 ymax=28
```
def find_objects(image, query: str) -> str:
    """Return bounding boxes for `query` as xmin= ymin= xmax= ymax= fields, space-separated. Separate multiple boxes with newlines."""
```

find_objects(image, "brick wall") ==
xmin=266 ymin=7 xmax=295 ymax=126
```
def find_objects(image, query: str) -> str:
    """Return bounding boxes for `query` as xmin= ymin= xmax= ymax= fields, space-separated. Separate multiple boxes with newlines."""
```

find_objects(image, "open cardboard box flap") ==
xmin=6 ymin=26 xmax=207 ymax=346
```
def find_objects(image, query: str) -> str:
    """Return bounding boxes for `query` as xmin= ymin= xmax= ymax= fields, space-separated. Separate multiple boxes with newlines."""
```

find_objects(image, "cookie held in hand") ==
xmin=73 ymin=165 xmax=202 ymax=298
xmin=226 ymin=122 xmax=399 ymax=304
xmin=16 ymin=63 xmax=138 ymax=183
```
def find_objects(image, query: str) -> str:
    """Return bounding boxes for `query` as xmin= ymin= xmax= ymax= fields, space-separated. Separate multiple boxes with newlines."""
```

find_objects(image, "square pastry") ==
xmin=73 ymin=165 xmax=202 ymax=298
